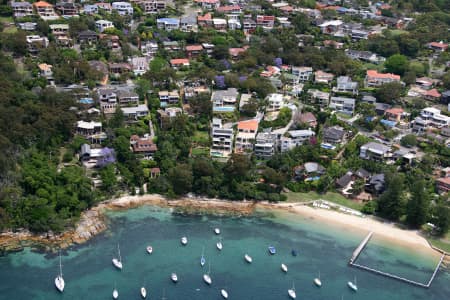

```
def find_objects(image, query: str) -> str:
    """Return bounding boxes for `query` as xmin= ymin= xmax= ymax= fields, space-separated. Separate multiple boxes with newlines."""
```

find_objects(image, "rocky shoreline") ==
xmin=0 ymin=194 xmax=255 ymax=255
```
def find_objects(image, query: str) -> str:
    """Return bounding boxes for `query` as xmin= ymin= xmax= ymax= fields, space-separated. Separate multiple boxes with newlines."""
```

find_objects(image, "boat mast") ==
xmin=118 ymin=244 xmax=122 ymax=263
xmin=59 ymin=251 xmax=63 ymax=277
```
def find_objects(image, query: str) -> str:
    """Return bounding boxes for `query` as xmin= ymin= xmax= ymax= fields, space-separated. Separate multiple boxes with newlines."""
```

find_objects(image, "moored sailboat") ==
xmin=54 ymin=251 xmax=65 ymax=293
xmin=112 ymin=244 xmax=123 ymax=270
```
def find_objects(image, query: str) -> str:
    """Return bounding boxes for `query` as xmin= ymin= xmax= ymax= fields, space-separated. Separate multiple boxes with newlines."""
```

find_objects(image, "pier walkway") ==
xmin=349 ymin=232 xmax=445 ymax=288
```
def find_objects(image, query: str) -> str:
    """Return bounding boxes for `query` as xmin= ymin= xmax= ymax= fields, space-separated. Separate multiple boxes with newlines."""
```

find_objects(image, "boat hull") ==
xmin=112 ymin=258 xmax=122 ymax=270
xmin=221 ymin=289 xmax=228 ymax=299
xmin=288 ymin=289 xmax=296 ymax=299
xmin=203 ymin=274 xmax=212 ymax=285
xmin=54 ymin=276 xmax=65 ymax=292
xmin=141 ymin=287 xmax=147 ymax=298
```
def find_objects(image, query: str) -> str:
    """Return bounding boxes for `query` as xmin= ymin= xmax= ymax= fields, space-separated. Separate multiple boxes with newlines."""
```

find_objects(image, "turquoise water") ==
xmin=0 ymin=205 xmax=449 ymax=299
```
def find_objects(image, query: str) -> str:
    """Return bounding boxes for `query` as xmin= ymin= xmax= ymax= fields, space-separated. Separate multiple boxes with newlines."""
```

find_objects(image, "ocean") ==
xmin=0 ymin=205 xmax=448 ymax=300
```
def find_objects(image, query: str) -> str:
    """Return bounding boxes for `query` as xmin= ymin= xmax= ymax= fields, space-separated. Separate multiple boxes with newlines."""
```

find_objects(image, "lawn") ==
xmin=285 ymin=191 xmax=364 ymax=210
xmin=191 ymin=147 xmax=209 ymax=156
xmin=192 ymin=131 xmax=209 ymax=146
xmin=427 ymin=232 xmax=450 ymax=253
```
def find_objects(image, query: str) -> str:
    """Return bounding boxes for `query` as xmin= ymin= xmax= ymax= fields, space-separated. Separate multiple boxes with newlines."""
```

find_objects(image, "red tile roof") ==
xmin=170 ymin=58 xmax=190 ymax=65
xmin=366 ymin=70 xmax=400 ymax=80
xmin=34 ymin=1 xmax=52 ymax=7
xmin=238 ymin=119 xmax=258 ymax=131
xmin=186 ymin=45 xmax=203 ymax=51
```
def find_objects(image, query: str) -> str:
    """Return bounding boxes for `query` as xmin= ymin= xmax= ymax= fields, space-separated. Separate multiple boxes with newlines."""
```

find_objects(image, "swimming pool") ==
xmin=213 ymin=106 xmax=235 ymax=112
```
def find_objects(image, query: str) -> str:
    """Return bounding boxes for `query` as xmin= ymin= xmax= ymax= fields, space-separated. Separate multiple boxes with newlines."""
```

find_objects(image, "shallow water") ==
xmin=0 ymin=205 xmax=448 ymax=300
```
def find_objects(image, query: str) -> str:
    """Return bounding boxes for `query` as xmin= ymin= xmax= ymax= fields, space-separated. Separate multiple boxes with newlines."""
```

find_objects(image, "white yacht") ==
xmin=347 ymin=277 xmax=357 ymax=292
xmin=141 ymin=286 xmax=147 ymax=298
xmin=244 ymin=254 xmax=252 ymax=263
xmin=181 ymin=236 xmax=188 ymax=245
xmin=220 ymin=289 xmax=229 ymax=299
xmin=112 ymin=288 xmax=119 ymax=299
xmin=216 ymin=238 xmax=223 ymax=251
xmin=281 ymin=263 xmax=288 ymax=273
xmin=112 ymin=244 xmax=123 ymax=270
xmin=214 ymin=228 xmax=221 ymax=235
xmin=54 ymin=252 xmax=65 ymax=293
xmin=200 ymin=246 xmax=206 ymax=267
xmin=288 ymin=282 xmax=296 ymax=299
xmin=171 ymin=273 xmax=178 ymax=283
xmin=146 ymin=245 xmax=153 ymax=254
xmin=203 ymin=263 xmax=212 ymax=285
xmin=314 ymin=271 xmax=322 ymax=287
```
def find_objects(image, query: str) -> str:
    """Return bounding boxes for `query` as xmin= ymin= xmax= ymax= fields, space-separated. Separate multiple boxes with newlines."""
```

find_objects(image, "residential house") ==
xmin=423 ymin=89 xmax=441 ymax=102
xmin=229 ymin=47 xmax=247 ymax=59
xmin=130 ymin=135 xmax=157 ymax=159
xmin=80 ymin=144 xmax=115 ymax=168
xmin=413 ymin=107 xmax=450 ymax=132
xmin=55 ymin=2 xmax=78 ymax=17
xmin=76 ymin=121 xmax=102 ymax=136
xmin=416 ymin=77 xmax=435 ymax=90
xmin=38 ymin=63 xmax=53 ymax=80
xmin=211 ymin=88 xmax=239 ymax=112
xmin=163 ymin=41 xmax=180 ymax=52
xmin=345 ymin=49 xmax=385 ymax=64
xmin=109 ymin=63 xmax=131 ymax=77
xmin=159 ymin=90 xmax=180 ymax=106
xmin=364 ymin=70 xmax=401 ymax=87
xmin=323 ymin=39 xmax=344 ymax=49
xmin=121 ymin=104 xmax=149 ymax=119
xmin=210 ymin=118 xmax=234 ymax=158
xmin=428 ymin=41 xmax=449 ymax=53
xmin=139 ymin=0 xmax=168 ymax=14
xmin=280 ymin=130 xmax=315 ymax=152
xmin=157 ymin=18 xmax=180 ymax=31
xmin=89 ymin=60 xmax=109 ymax=83
xmin=18 ymin=22 xmax=37 ymax=31
xmin=117 ymin=90 xmax=139 ymax=106
xmin=227 ymin=18 xmax=241 ymax=30
xmin=235 ymin=119 xmax=258 ymax=153
xmin=212 ymin=18 xmax=227 ymax=31
xmin=217 ymin=5 xmax=241 ymax=14
xmin=436 ymin=177 xmax=450 ymax=194
xmin=296 ymin=112 xmax=317 ymax=128
xmin=141 ymin=41 xmax=158 ymax=57
xmin=360 ymin=142 xmax=391 ymax=162
xmin=11 ymin=2 xmax=34 ymax=18
xmin=149 ymin=167 xmax=161 ymax=178
xmin=112 ymin=2 xmax=133 ymax=15
xmin=384 ymin=108 xmax=408 ymax=124
xmin=83 ymin=4 xmax=98 ymax=14
xmin=99 ymin=34 xmax=121 ymax=51
xmin=186 ymin=45 xmax=203 ymax=58
xmin=98 ymin=87 xmax=118 ymax=113
xmin=195 ymin=0 xmax=220 ymax=11
xmin=333 ymin=76 xmax=358 ymax=95
xmin=96 ymin=2 xmax=112 ymax=13
xmin=292 ymin=66 xmax=313 ymax=82
xmin=49 ymin=23 xmax=69 ymax=35
xmin=266 ymin=93 xmax=284 ymax=112
xmin=170 ymin=58 xmax=190 ymax=69
xmin=329 ymin=96 xmax=356 ymax=115
xmin=254 ymin=131 xmax=278 ymax=158
xmin=197 ymin=13 xmax=213 ymax=28
xmin=441 ymin=90 xmax=450 ymax=104
xmin=243 ymin=18 xmax=256 ymax=34
xmin=293 ymin=162 xmax=325 ymax=181
xmin=180 ymin=16 xmax=197 ymax=32
xmin=308 ymin=89 xmax=330 ymax=107
xmin=256 ymin=15 xmax=275 ymax=29
xmin=366 ymin=173 xmax=385 ymax=195
xmin=157 ymin=107 xmax=182 ymax=129
xmin=96 ymin=20 xmax=114 ymax=33
xmin=318 ymin=20 xmax=343 ymax=34
xmin=129 ymin=56 xmax=150 ymax=76
xmin=78 ymin=30 xmax=98 ymax=45
xmin=33 ymin=1 xmax=59 ymax=20
xmin=322 ymin=126 xmax=347 ymax=145
xmin=26 ymin=35 xmax=49 ymax=55
xmin=314 ymin=70 xmax=334 ymax=84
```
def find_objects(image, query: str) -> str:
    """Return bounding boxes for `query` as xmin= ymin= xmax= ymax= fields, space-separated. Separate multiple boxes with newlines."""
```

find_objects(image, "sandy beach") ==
xmin=0 ymin=193 xmax=447 ymax=260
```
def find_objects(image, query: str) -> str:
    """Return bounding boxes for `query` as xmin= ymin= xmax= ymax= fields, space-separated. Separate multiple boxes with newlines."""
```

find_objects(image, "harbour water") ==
xmin=0 ymin=205 xmax=449 ymax=299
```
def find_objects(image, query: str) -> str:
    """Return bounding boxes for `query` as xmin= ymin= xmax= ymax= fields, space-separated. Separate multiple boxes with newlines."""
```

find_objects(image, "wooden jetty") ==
xmin=349 ymin=232 xmax=445 ymax=288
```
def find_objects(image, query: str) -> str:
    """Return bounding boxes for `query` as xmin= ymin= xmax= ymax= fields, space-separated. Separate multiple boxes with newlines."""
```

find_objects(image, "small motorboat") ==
xmin=181 ymin=236 xmax=188 ymax=245
xmin=347 ymin=277 xmax=358 ymax=292
xmin=112 ymin=288 xmax=119 ymax=299
xmin=220 ymin=289 xmax=229 ymax=299
xmin=268 ymin=246 xmax=276 ymax=255
xmin=281 ymin=263 xmax=288 ymax=273
xmin=288 ymin=282 xmax=296 ymax=299
xmin=146 ymin=246 xmax=153 ymax=254
xmin=244 ymin=254 xmax=252 ymax=263
xmin=140 ymin=287 xmax=147 ymax=299
xmin=291 ymin=249 xmax=298 ymax=256
xmin=203 ymin=273 xmax=212 ymax=285
xmin=216 ymin=238 xmax=223 ymax=251
xmin=314 ymin=272 xmax=322 ymax=287
xmin=214 ymin=228 xmax=221 ymax=235
xmin=171 ymin=273 xmax=178 ymax=283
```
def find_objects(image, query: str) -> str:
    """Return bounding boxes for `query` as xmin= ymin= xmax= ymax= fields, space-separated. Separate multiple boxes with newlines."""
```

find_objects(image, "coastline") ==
xmin=0 ymin=194 xmax=446 ymax=262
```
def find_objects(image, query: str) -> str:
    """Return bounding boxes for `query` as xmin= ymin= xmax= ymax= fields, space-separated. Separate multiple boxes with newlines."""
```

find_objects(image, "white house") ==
xmin=292 ymin=66 xmax=313 ymax=82
xmin=95 ymin=20 xmax=114 ymax=33
xmin=329 ymin=96 xmax=356 ymax=115
xmin=266 ymin=93 xmax=284 ymax=112
xmin=112 ymin=2 xmax=133 ymax=15
xmin=210 ymin=118 xmax=234 ymax=158
xmin=413 ymin=107 xmax=450 ymax=132
xmin=280 ymin=129 xmax=315 ymax=152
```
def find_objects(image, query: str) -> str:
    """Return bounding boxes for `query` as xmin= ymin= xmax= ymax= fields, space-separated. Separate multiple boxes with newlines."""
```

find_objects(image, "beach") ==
xmin=0 ymin=194 xmax=446 ymax=260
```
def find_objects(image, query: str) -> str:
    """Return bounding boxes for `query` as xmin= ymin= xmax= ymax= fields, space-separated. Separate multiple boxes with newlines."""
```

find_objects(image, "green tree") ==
xmin=377 ymin=173 xmax=406 ymax=221
xmin=434 ymin=203 xmax=450 ymax=236
xmin=167 ymin=163 xmax=193 ymax=195
xmin=100 ymin=164 xmax=117 ymax=193
xmin=406 ymin=178 xmax=430 ymax=228
xmin=385 ymin=54 xmax=409 ymax=76
xmin=375 ymin=82 xmax=403 ymax=104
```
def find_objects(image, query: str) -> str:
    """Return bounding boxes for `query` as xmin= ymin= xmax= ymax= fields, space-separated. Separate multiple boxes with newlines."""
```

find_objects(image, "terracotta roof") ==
xmin=217 ymin=5 xmax=240 ymax=12
xmin=238 ymin=119 xmax=258 ymax=131
xmin=385 ymin=108 xmax=404 ymax=115
xmin=229 ymin=47 xmax=246 ymax=57
xmin=425 ymin=89 xmax=441 ymax=98
xmin=195 ymin=0 xmax=219 ymax=3
xmin=34 ymin=1 xmax=52 ymax=7
xmin=38 ymin=63 xmax=52 ymax=71
xmin=429 ymin=42 xmax=448 ymax=49
xmin=366 ymin=70 xmax=400 ymax=80
xmin=170 ymin=58 xmax=189 ymax=65
xmin=197 ymin=13 xmax=212 ymax=21
xmin=299 ymin=112 xmax=316 ymax=123
xmin=186 ymin=45 xmax=203 ymax=51
xmin=437 ymin=177 xmax=450 ymax=185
